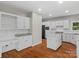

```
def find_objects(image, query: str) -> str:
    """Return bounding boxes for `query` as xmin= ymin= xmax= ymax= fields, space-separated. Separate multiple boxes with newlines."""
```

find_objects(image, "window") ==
xmin=72 ymin=22 xmax=79 ymax=30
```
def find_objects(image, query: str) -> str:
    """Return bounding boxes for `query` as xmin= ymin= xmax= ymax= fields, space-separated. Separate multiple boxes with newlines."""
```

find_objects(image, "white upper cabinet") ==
xmin=17 ymin=16 xmax=30 ymax=29
xmin=24 ymin=17 xmax=30 ymax=29
xmin=0 ymin=13 xmax=17 ymax=30
xmin=50 ymin=21 xmax=56 ymax=29
xmin=17 ymin=16 xmax=25 ymax=29
xmin=0 ymin=11 xmax=30 ymax=30
xmin=55 ymin=21 xmax=64 ymax=32
xmin=63 ymin=20 xmax=69 ymax=29
xmin=56 ymin=20 xmax=64 ymax=26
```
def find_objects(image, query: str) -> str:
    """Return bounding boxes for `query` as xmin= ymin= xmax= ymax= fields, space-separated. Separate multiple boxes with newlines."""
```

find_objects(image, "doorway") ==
xmin=42 ymin=25 xmax=46 ymax=39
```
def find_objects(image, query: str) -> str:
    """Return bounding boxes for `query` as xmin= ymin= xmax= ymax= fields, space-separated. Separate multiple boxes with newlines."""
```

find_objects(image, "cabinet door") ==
xmin=1 ymin=14 xmax=17 ymax=30
xmin=77 ymin=40 xmax=79 ymax=58
xmin=17 ymin=16 xmax=25 ymax=29
xmin=47 ymin=33 xmax=61 ymax=50
xmin=56 ymin=21 xmax=64 ymax=26
xmin=63 ymin=33 xmax=73 ymax=43
xmin=32 ymin=13 xmax=42 ymax=46
xmin=16 ymin=36 xmax=32 ymax=51
xmin=63 ymin=20 xmax=69 ymax=29
xmin=2 ymin=41 xmax=15 ymax=53
xmin=0 ymin=13 xmax=1 ymax=30
xmin=0 ymin=45 xmax=2 ymax=58
xmin=50 ymin=21 xmax=56 ymax=29
xmin=25 ymin=17 xmax=30 ymax=29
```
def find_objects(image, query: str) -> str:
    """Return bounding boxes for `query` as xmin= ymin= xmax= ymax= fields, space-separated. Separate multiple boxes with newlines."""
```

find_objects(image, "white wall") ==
xmin=32 ymin=12 xmax=42 ymax=46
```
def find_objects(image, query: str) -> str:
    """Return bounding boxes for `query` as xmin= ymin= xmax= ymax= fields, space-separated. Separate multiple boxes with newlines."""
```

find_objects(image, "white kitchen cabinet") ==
xmin=2 ymin=40 xmax=16 ymax=53
xmin=43 ymin=21 xmax=50 ymax=27
xmin=16 ymin=35 xmax=32 ymax=51
xmin=25 ymin=17 xmax=30 ymax=29
xmin=1 ymin=14 xmax=17 ymax=30
xmin=63 ymin=33 xmax=71 ymax=42
xmin=63 ymin=33 xmax=76 ymax=44
xmin=77 ymin=40 xmax=79 ymax=58
xmin=63 ymin=20 xmax=69 ymax=29
xmin=50 ymin=21 xmax=56 ymax=30
xmin=0 ymin=45 xmax=2 ymax=58
xmin=56 ymin=20 xmax=64 ymax=26
xmin=17 ymin=16 xmax=25 ymax=29
xmin=17 ymin=16 xmax=30 ymax=29
xmin=47 ymin=32 xmax=62 ymax=50
xmin=0 ymin=12 xmax=31 ymax=30
xmin=75 ymin=34 xmax=79 ymax=58
xmin=32 ymin=13 xmax=42 ymax=46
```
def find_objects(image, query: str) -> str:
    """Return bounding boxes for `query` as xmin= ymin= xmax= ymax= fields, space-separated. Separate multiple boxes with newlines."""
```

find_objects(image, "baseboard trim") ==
xmin=32 ymin=41 xmax=42 ymax=46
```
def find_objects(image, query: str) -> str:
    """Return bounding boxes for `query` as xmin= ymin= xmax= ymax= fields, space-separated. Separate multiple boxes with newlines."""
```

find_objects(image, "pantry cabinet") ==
xmin=32 ymin=13 xmax=42 ymax=46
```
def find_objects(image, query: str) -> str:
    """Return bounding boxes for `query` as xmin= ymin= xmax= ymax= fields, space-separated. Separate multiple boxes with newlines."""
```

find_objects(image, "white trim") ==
xmin=32 ymin=41 xmax=42 ymax=46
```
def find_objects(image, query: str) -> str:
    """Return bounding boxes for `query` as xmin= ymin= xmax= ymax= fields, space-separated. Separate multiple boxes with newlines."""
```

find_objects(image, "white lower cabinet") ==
xmin=16 ymin=35 xmax=32 ymax=51
xmin=47 ymin=33 xmax=62 ymax=50
xmin=2 ymin=41 xmax=15 ymax=53
xmin=77 ymin=40 xmax=79 ymax=58
xmin=74 ymin=34 xmax=79 ymax=58
xmin=0 ymin=45 xmax=2 ymax=58
xmin=63 ymin=33 xmax=76 ymax=44
xmin=0 ymin=35 xmax=32 ymax=57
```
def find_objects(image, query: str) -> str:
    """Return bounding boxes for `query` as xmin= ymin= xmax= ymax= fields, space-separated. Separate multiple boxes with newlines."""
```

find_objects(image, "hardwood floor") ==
xmin=2 ymin=39 xmax=76 ymax=58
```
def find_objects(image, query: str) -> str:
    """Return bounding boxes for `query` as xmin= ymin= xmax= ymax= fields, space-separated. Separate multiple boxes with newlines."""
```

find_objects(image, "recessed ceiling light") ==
xmin=58 ymin=1 xmax=63 ymax=4
xmin=65 ymin=10 xmax=69 ymax=13
xmin=38 ymin=8 xmax=42 ymax=12
xmin=49 ymin=14 xmax=52 ymax=16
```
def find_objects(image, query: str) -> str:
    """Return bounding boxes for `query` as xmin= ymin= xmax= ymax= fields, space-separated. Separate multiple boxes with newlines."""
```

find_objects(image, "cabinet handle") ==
xmin=5 ymin=45 xmax=8 ymax=47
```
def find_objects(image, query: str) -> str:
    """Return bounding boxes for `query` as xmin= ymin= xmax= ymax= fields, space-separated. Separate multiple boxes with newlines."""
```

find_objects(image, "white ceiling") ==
xmin=0 ymin=1 xmax=79 ymax=19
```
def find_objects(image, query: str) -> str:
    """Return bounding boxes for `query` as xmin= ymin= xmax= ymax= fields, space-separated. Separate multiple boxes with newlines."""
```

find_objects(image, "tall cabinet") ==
xmin=32 ymin=13 xmax=42 ymax=46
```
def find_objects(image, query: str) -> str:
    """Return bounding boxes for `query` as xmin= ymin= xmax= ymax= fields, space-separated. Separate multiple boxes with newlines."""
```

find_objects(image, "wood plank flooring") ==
xmin=2 ymin=39 xmax=76 ymax=58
